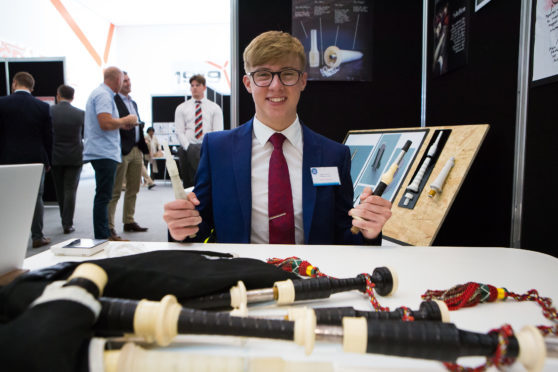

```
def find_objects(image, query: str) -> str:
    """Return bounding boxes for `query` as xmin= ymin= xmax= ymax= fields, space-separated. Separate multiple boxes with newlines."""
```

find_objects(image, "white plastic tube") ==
xmin=429 ymin=156 xmax=455 ymax=197
xmin=309 ymin=29 xmax=319 ymax=67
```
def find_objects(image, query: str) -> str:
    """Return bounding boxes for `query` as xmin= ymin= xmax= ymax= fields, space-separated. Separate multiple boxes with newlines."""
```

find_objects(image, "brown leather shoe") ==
xmin=109 ymin=228 xmax=129 ymax=241
xmin=32 ymin=237 xmax=51 ymax=248
xmin=123 ymin=222 xmax=148 ymax=232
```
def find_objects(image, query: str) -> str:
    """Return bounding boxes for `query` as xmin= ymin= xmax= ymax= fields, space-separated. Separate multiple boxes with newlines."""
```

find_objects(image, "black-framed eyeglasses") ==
xmin=248 ymin=69 xmax=303 ymax=87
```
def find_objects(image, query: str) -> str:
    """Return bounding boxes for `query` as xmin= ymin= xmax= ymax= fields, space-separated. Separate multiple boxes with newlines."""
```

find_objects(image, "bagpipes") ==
xmin=1 ymin=252 xmax=556 ymax=372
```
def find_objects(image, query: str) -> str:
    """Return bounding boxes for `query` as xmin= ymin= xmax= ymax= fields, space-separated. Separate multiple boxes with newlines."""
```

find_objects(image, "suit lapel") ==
xmin=232 ymin=120 xmax=254 ymax=235
xmin=302 ymin=125 xmax=321 ymax=243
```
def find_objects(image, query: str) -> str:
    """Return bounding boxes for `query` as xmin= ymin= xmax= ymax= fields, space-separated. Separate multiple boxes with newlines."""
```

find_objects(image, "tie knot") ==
xmin=195 ymin=100 xmax=201 ymax=104
xmin=269 ymin=133 xmax=286 ymax=149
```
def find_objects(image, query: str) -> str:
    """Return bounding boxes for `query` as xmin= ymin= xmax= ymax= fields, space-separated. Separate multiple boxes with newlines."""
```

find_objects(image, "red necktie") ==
xmin=268 ymin=133 xmax=295 ymax=244
xmin=194 ymin=101 xmax=203 ymax=139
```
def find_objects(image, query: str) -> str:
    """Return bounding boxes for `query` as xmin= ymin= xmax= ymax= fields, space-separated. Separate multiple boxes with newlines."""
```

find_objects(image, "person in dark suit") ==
xmin=163 ymin=31 xmax=392 ymax=245
xmin=0 ymin=71 xmax=53 ymax=248
xmin=107 ymin=72 xmax=149 ymax=240
xmin=50 ymin=85 xmax=84 ymax=234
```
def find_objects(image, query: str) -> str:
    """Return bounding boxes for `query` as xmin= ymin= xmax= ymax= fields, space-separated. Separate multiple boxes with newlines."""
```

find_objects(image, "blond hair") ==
xmin=243 ymin=31 xmax=306 ymax=73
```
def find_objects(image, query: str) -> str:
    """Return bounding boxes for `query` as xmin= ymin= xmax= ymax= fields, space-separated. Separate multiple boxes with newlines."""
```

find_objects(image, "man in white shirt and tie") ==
xmin=174 ymin=75 xmax=224 ymax=188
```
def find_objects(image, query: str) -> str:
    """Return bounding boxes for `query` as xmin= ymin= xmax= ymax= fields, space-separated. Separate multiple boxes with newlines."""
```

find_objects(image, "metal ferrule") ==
xmin=246 ymin=288 xmax=275 ymax=303
xmin=315 ymin=325 xmax=344 ymax=343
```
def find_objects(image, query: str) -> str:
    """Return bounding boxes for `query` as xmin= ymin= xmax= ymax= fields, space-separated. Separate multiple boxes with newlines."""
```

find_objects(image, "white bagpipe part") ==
xmin=162 ymin=142 xmax=187 ymax=200
xmin=323 ymin=46 xmax=363 ymax=68
xmin=429 ymin=156 xmax=455 ymax=197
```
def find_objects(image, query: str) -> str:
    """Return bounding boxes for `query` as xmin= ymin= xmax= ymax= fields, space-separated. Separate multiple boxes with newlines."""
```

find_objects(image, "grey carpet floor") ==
xmin=26 ymin=163 xmax=175 ymax=258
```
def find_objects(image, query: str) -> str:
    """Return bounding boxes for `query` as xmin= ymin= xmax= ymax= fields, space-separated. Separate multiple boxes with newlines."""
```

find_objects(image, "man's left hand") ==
xmin=349 ymin=186 xmax=392 ymax=240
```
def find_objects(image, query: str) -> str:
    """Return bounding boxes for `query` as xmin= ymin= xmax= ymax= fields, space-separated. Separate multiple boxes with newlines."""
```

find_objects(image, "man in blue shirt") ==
xmin=83 ymin=67 xmax=138 ymax=240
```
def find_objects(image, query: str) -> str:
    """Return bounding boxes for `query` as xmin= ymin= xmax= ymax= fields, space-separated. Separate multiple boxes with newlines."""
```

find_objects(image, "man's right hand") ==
xmin=163 ymin=192 xmax=202 ymax=241
xmin=121 ymin=114 xmax=138 ymax=129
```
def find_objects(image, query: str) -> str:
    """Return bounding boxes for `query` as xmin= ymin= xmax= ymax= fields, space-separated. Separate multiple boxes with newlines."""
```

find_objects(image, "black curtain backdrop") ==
xmin=426 ymin=0 xmax=521 ymax=248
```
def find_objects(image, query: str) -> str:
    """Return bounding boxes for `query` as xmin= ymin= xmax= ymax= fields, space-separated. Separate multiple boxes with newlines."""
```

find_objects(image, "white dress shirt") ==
xmin=174 ymin=97 xmax=224 ymax=150
xmin=250 ymin=116 xmax=304 ymax=244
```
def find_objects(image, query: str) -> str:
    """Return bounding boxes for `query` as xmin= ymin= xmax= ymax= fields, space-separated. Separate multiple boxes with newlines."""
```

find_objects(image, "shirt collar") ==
xmin=101 ymin=83 xmax=116 ymax=96
xmin=253 ymin=115 xmax=302 ymax=148
xmin=191 ymin=97 xmax=205 ymax=103
xmin=118 ymin=92 xmax=131 ymax=101
xmin=14 ymin=89 xmax=31 ymax=94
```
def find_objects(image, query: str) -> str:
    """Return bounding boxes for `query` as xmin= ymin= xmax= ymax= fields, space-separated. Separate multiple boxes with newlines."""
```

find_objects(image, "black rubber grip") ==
xmin=96 ymin=297 xmax=136 ymax=334
xmin=373 ymin=182 xmax=387 ymax=196
xmin=314 ymin=301 xmax=442 ymax=325
xmin=364 ymin=320 xmax=519 ymax=362
xmin=402 ymin=140 xmax=412 ymax=152
xmin=63 ymin=277 xmax=100 ymax=298
xmin=292 ymin=267 xmax=393 ymax=301
xmin=180 ymin=292 xmax=232 ymax=310
xmin=177 ymin=308 xmax=295 ymax=341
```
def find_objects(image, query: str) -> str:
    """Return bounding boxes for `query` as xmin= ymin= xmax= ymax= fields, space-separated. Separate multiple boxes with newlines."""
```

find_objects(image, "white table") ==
xmin=24 ymin=243 xmax=558 ymax=371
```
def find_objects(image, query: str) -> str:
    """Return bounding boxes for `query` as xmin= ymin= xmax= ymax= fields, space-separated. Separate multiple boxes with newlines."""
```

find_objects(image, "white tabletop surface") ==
xmin=24 ymin=242 xmax=558 ymax=371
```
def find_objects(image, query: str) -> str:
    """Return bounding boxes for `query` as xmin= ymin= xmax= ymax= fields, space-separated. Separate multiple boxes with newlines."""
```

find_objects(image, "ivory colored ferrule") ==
xmin=68 ymin=263 xmax=108 ymax=296
xmin=274 ymin=279 xmax=296 ymax=305
xmin=383 ymin=266 xmax=399 ymax=296
xmin=381 ymin=162 xmax=398 ymax=186
xmin=428 ymin=156 xmax=454 ymax=197
xmin=324 ymin=46 xmax=363 ymax=68
xmin=293 ymin=307 xmax=316 ymax=355
xmin=342 ymin=317 xmax=367 ymax=354
xmin=432 ymin=300 xmax=451 ymax=323
xmin=133 ymin=295 xmax=181 ymax=346
xmin=229 ymin=281 xmax=247 ymax=309
xmin=516 ymin=326 xmax=546 ymax=372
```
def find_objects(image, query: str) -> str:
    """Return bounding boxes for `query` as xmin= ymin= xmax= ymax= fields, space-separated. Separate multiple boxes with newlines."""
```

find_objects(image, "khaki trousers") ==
xmin=108 ymin=146 xmax=143 ymax=229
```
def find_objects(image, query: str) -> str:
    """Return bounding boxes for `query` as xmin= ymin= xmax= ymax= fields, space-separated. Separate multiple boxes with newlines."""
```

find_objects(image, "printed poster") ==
xmin=292 ymin=0 xmax=373 ymax=81
xmin=532 ymin=0 xmax=558 ymax=82
xmin=432 ymin=0 xmax=469 ymax=77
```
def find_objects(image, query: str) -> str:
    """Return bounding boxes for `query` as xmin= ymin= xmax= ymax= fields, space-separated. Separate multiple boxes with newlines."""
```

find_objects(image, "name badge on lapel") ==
xmin=310 ymin=167 xmax=341 ymax=186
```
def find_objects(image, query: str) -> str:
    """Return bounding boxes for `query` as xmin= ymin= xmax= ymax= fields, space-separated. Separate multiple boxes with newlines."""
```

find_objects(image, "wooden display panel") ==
xmin=346 ymin=124 xmax=489 ymax=246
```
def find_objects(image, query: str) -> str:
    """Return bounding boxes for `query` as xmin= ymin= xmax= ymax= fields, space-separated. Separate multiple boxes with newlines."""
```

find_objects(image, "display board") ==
xmin=345 ymin=124 xmax=488 ymax=246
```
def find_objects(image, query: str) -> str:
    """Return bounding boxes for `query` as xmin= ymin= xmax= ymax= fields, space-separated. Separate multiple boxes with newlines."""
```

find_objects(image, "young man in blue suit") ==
xmin=164 ymin=31 xmax=392 ymax=245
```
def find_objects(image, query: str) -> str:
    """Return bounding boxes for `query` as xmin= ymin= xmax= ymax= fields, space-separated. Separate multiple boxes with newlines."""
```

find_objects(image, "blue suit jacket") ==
xmin=0 ymin=91 xmax=53 ymax=166
xmin=187 ymin=119 xmax=380 ymax=245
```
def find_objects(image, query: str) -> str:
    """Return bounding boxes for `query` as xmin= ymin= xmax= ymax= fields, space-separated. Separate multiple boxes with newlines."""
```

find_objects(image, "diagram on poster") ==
xmin=532 ymin=0 xmax=558 ymax=82
xmin=292 ymin=0 xmax=372 ymax=81
xmin=344 ymin=130 xmax=428 ymax=204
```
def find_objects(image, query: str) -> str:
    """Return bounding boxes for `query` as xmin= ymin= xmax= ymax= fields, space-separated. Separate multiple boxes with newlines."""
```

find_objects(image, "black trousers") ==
xmin=51 ymin=165 xmax=82 ymax=229
xmin=178 ymin=144 xmax=201 ymax=188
